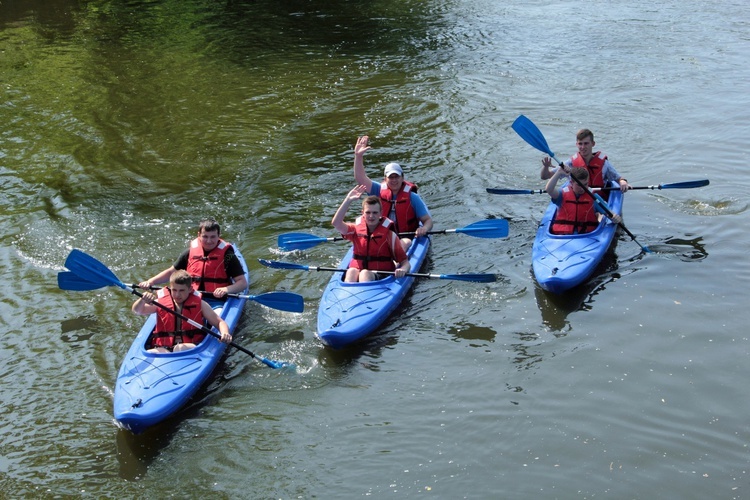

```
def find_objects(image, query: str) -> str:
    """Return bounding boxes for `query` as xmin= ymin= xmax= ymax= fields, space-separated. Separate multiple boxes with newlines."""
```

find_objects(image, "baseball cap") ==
xmin=384 ymin=163 xmax=403 ymax=177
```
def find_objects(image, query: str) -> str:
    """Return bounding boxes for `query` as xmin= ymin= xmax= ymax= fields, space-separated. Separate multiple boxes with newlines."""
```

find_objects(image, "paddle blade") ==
xmin=257 ymin=356 xmax=289 ymax=369
xmin=440 ymin=273 xmax=497 ymax=283
xmin=63 ymin=249 xmax=127 ymax=290
xmin=251 ymin=292 xmax=304 ymax=313
xmin=456 ymin=219 xmax=509 ymax=239
xmin=486 ymin=188 xmax=541 ymax=195
xmin=278 ymin=233 xmax=327 ymax=251
xmin=660 ymin=179 xmax=710 ymax=189
xmin=258 ymin=259 xmax=310 ymax=271
xmin=512 ymin=115 xmax=555 ymax=158
xmin=57 ymin=271 xmax=106 ymax=291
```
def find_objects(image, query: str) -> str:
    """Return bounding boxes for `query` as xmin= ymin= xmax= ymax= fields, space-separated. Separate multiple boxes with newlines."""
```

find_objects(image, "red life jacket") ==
xmin=151 ymin=289 xmax=205 ymax=348
xmin=379 ymin=181 xmax=419 ymax=234
xmin=570 ymin=151 xmax=607 ymax=189
xmin=186 ymin=238 xmax=231 ymax=293
xmin=551 ymin=188 xmax=599 ymax=235
xmin=349 ymin=217 xmax=402 ymax=271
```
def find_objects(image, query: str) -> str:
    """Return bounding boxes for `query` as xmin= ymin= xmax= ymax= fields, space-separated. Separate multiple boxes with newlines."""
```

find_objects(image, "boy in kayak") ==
xmin=546 ymin=166 xmax=622 ymax=235
xmin=132 ymin=270 xmax=232 ymax=353
xmin=332 ymin=184 xmax=411 ymax=283
xmin=138 ymin=218 xmax=247 ymax=311
xmin=353 ymin=135 xmax=433 ymax=250
xmin=540 ymin=128 xmax=629 ymax=199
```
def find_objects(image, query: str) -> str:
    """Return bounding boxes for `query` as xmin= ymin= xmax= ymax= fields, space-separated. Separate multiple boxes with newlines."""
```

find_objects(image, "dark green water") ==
xmin=2 ymin=0 xmax=749 ymax=497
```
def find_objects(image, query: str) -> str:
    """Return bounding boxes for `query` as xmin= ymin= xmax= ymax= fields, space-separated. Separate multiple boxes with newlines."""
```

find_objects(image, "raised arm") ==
xmin=332 ymin=185 xmax=367 ymax=234
xmin=353 ymin=136 xmax=375 ymax=190
xmin=545 ymin=164 xmax=569 ymax=199
xmin=540 ymin=156 xmax=556 ymax=180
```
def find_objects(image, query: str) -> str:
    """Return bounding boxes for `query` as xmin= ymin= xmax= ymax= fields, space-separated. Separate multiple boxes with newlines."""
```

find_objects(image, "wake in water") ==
xmin=641 ymin=236 xmax=708 ymax=262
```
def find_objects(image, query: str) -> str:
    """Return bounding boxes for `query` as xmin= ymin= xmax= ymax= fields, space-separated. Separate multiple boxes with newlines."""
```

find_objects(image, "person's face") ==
xmin=571 ymin=177 xmax=589 ymax=194
xmin=199 ymin=229 xmax=220 ymax=251
xmin=576 ymin=136 xmax=595 ymax=158
xmin=169 ymin=283 xmax=192 ymax=304
xmin=385 ymin=173 xmax=403 ymax=191
xmin=362 ymin=202 xmax=382 ymax=228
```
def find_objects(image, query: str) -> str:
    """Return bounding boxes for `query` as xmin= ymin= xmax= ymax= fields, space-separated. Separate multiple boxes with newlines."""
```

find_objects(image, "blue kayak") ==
xmin=532 ymin=186 xmax=624 ymax=294
xmin=113 ymin=246 xmax=249 ymax=434
xmin=316 ymin=236 xmax=430 ymax=349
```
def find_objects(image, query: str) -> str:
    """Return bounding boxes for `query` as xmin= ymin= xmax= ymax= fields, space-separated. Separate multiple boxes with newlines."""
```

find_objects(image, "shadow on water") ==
xmin=116 ymin=419 xmax=183 ymax=481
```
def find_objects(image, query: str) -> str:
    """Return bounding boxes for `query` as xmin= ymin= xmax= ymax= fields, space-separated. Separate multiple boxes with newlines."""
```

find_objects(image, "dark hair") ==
xmin=363 ymin=196 xmax=382 ymax=211
xmin=570 ymin=167 xmax=590 ymax=182
xmin=170 ymin=269 xmax=193 ymax=286
xmin=198 ymin=218 xmax=221 ymax=235
xmin=576 ymin=129 xmax=594 ymax=142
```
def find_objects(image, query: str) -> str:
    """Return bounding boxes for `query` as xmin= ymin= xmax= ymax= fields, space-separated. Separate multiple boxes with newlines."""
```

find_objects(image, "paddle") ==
xmin=59 ymin=249 xmax=288 ymax=369
xmin=200 ymin=291 xmax=304 ymax=313
xmin=597 ymin=179 xmax=709 ymax=191
xmin=57 ymin=272 xmax=159 ymax=292
xmin=58 ymin=271 xmax=304 ymax=313
xmin=259 ymin=258 xmax=497 ymax=283
xmin=487 ymin=179 xmax=709 ymax=195
xmin=511 ymin=114 xmax=652 ymax=253
xmin=277 ymin=219 xmax=510 ymax=251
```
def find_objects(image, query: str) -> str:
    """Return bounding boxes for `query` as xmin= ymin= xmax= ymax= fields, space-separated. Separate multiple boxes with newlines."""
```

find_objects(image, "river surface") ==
xmin=1 ymin=0 xmax=749 ymax=498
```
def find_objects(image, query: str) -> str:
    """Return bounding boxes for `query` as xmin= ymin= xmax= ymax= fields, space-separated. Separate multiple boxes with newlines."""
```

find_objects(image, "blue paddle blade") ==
xmin=64 ymin=249 xmax=127 ymax=290
xmin=512 ymin=115 xmax=555 ymax=158
xmin=456 ymin=219 xmax=509 ymax=238
xmin=660 ymin=179 xmax=709 ymax=189
xmin=278 ymin=233 xmax=328 ymax=251
xmin=250 ymin=292 xmax=304 ymax=313
xmin=57 ymin=271 xmax=106 ymax=291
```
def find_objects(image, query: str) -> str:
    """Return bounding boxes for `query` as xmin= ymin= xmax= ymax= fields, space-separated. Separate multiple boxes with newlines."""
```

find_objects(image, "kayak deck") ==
xmin=316 ymin=236 xmax=430 ymax=349
xmin=532 ymin=186 xmax=623 ymax=294
xmin=113 ymin=246 xmax=249 ymax=434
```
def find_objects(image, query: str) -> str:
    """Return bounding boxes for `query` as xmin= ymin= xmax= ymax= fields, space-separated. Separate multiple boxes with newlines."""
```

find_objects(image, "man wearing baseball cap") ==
xmin=353 ymin=136 xmax=433 ymax=251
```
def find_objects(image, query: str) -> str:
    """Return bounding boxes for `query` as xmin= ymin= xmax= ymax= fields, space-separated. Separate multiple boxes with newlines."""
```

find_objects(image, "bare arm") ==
xmin=139 ymin=266 xmax=176 ymax=290
xmin=415 ymin=214 xmax=434 ymax=237
xmin=201 ymin=301 xmax=231 ymax=343
xmin=353 ymin=136 xmax=375 ymax=190
xmin=213 ymin=274 xmax=248 ymax=298
xmin=132 ymin=292 xmax=158 ymax=316
xmin=332 ymin=185 xmax=367 ymax=234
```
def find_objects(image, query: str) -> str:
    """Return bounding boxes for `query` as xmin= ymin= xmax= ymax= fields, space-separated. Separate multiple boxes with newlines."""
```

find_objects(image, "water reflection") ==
xmin=315 ymin=324 xmax=401 ymax=376
xmin=446 ymin=322 xmax=497 ymax=345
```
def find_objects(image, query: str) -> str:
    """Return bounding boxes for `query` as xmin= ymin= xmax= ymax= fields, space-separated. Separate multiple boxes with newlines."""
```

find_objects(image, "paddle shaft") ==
xmin=278 ymin=219 xmax=508 ymax=251
xmin=301 ymin=265 xmax=431 ymax=279
xmin=596 ymin=179 xmax=709 ymax=191
xmin=488 ymin=180 xmax=709 ymax=195
xmin=259 ymin=260 xmax=495 ymax=282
